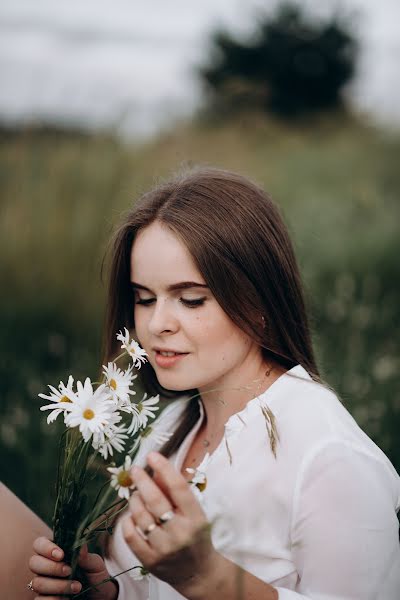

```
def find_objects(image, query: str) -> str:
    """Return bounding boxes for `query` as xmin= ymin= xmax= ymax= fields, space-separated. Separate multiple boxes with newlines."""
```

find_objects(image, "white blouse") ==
xmin=105 ymin=365 xmax=400 ymax=599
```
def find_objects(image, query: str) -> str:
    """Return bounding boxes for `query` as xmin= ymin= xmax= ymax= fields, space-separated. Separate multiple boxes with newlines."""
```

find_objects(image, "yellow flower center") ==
xmin=60 ymin=395 xmax=72 ymax=403
xmin=117 ymin=470 xmax=133 ymax=487
xmin=109 ymin=378 xmax=117 ymax=390
xmin=196 ymin=479 xmax=207 ymax=492
xmin=83 ymin=408 xmax=95 ymax=420
xmin=137 ymin=402 xmax=143 ymax=413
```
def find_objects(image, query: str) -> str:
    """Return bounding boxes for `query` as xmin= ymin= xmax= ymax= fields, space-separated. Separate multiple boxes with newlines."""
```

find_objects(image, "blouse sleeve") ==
xmin=103 ymin=516 xmax=149 ymax=600
xmin=102 ymin=398 xmax=190 ymax=599
xmin=275 ymin=440 xmax=400 ymax=600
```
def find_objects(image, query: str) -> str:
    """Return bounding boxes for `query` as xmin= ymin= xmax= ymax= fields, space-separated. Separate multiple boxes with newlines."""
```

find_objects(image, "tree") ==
xmin=200 ymin=3 xmax=357 ymax=117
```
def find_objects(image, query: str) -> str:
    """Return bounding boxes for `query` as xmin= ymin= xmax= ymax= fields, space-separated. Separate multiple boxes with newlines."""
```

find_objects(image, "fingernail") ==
xmin=52 ymin=548 xmax=63 ymax=559
xmin=63 ymin=565 xmax=72 ymax=576
xmin=71 ymin=581 xmax=82 ymax=593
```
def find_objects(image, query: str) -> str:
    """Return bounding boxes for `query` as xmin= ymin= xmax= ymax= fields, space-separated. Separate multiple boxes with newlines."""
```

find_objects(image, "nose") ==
xmin=147 ymin=298 xmax=179 ymax=336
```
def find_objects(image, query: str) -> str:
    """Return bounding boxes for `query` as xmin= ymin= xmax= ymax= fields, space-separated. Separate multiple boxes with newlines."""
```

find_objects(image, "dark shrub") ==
xmin=200 ymin=3 xmax=357 ymax=117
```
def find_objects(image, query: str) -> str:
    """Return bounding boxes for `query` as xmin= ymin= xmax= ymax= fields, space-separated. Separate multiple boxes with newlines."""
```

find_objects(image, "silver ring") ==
xmin=158 ymin=509 xmax=175 ymax=524
xmin=143 ymin=522 xmax=157 ymax=536
xmin=27 ymin=580 xmax=34 ymax=591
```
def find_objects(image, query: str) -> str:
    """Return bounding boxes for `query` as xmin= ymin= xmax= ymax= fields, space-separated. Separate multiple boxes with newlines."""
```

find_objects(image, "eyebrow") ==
xmin=131 ymin=281 xmax=209 ymax=293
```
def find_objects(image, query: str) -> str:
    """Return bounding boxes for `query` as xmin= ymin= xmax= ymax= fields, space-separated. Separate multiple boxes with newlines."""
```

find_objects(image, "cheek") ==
xmin=194 ymin=310 xmax=246 ymax=354
xmin=133 ymin=309 xmax=149 ymax=345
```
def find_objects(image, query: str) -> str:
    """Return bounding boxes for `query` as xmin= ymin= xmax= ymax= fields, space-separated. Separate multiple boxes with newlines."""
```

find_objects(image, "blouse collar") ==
xmin=196 ymin=364 xmax=311 ymax=436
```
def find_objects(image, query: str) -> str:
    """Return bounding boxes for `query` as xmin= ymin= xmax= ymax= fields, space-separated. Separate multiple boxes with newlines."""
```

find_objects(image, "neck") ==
xmin=197 ymin=356 xmax=285 ymax=439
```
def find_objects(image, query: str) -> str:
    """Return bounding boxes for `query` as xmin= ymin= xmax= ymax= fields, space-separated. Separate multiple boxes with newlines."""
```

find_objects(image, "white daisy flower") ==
xmin=126 ymin=410 xmax=142 ymax=437
xmin=186 ymin=453 xmax=211 ymax=502
xmin=127 ymin=394 xmax=160 ymax=434
xmin=102 ymin=362 xmax=137 ymax=411
xmin=92 ymin=411 xmax=126 ymax=458
xmin=135 ymin=422 xmax=172 ymax=456
xmin=39 ymin=375 xmax=76 ymax=424
xmin=92 ymin=415 xmax=129 ymax=460
xmin=107 ymin=455 xmax=136 ymax=499
xmin=186 ymin=452 xmax=211 ymax=493
xmin=64 ymin=378 xmax=115 ymax=442
xmin=116 ymin=328 xmax=148 ymax=368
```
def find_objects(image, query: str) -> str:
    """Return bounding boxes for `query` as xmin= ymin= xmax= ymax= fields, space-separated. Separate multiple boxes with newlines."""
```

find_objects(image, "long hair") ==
xmin=103 ymin=166 xmax=320 ymax=458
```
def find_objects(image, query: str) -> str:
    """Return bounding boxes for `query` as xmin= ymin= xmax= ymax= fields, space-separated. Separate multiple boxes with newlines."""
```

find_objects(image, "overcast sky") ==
xmin=0 ymin=0 xmax=399 ymax=139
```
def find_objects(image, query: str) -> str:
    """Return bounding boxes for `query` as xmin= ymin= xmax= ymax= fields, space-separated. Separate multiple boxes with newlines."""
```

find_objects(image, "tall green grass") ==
xmin=1 ymin=114 xmax=399 ymax=522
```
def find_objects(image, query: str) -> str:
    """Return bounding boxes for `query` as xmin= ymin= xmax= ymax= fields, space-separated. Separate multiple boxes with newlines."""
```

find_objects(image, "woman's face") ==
xmin=130 ymin=221 xmax=263 ymax=393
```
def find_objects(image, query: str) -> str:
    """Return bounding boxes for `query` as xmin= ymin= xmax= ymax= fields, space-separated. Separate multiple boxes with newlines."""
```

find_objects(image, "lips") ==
xmin=153 ymin=349 xmax=189 ymax=368
xmin=153 ymin=347 xmax=187 ymax=356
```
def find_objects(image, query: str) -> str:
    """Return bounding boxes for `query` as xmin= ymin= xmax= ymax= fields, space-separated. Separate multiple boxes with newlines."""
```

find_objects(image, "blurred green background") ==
xmin=1 ymin=113 xmax=399 ymax=523
xmin=1 ymin=3 xmax=399 ymax=526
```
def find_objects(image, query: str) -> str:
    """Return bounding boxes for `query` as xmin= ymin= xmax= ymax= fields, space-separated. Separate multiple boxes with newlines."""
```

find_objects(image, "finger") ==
xmin=78 ymin=542 xmax=88 ymax=562
xmin=31 ymin=576 xmax=82 ymax=596
xmin=129 ymin=489 xmax=176 ymax=553
xmin=152 ymin=465 xmax=176 ymax=498
xmin=121 ymin=513 xmax=157 ymax=567
xmin=146 ymin=452 xmax=204 ymax=517
xmin=29 ymin=555 xmax=71 ymax=578
xmin=130 ymin=466 xmax=174 ymax=520
xmin=34 ymin=596 xmax=64 ymax=600
xmin=129 ymin=490 xmax=158 ymax=530
xmin=33 ymin=537 xmax=64 ymax=561
xmin=77 ymin=544 xmax=107 ymax=574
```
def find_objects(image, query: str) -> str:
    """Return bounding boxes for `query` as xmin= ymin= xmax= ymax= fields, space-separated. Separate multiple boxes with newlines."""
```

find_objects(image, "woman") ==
xmin=28 ymin=167 xmax=400 ymax=599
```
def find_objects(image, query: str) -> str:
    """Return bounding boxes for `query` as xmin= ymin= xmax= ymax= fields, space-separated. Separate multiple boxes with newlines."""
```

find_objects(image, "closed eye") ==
xmin=135 ymin=297 xmax=206 ymax=308
xmin=180 ymin=297 xmax=206 ymax=308
xmin=135 ymin=298 xmax=155 ymax=306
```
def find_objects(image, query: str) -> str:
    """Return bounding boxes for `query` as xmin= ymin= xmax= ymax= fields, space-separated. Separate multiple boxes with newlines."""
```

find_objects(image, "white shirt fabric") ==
xmin=105 ymin=365 xmax=400 ymax=599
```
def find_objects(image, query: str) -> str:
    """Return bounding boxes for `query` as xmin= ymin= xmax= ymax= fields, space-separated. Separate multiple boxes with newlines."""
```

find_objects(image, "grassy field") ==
xmin=1 ymin=111 xmax=399 ymax=523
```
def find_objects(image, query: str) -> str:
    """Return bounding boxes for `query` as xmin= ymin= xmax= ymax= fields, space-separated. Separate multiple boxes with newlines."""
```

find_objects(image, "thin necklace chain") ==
xmin=202 ymin=364 xmax=274 ymax=448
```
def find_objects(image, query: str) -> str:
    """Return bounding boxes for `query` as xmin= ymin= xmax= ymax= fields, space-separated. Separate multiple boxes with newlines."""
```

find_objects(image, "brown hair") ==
xmin=103 ymin=166 xmax=320 ymax=456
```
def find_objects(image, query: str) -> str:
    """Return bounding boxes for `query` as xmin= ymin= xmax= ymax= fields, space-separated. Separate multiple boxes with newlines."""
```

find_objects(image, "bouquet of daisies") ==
xmin=38 ymin=328 xmax=168 ymax=582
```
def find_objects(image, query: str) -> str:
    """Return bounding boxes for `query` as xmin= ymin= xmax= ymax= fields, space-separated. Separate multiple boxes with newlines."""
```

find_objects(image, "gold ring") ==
xmin=158 ymin=510 xmax=175 ymax=524
xmin=27 ymin=580 xmax=35 ymax=591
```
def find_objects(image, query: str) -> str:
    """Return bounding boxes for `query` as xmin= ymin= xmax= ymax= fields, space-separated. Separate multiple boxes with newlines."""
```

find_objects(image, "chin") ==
xmin=156 ymin=372 xmax=197 ymax=393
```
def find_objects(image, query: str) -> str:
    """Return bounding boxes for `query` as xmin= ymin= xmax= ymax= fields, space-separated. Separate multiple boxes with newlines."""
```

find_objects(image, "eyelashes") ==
xmin=180 ymin=298 xmax=206 ymax=308
xmin=135 ymin=297 xmax=206 ymax=308
xmin=135 ymin=298 xmax=154 ymax=306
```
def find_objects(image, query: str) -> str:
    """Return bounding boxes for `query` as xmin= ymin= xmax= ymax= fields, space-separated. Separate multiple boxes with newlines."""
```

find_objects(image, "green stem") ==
xmin=87 ymin=480 xmax=109 ymax=516
xmin=84 ymin=497 xmax=127 ymax=532
xmin=114 ymin=351 xmax=127 ymax=363
xmin=73 ymin=565 xmax=146 ymax=598
xmin=73 ymin=502 xmax=127 ymax=550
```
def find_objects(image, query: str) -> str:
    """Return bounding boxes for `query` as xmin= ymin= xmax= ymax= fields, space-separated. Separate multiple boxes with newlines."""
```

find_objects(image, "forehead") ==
xmin=130 ymin=221 xmax=204 ymax=284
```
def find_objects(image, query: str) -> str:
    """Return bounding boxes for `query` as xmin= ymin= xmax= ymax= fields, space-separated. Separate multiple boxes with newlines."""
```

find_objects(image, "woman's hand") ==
xmin=122 ymin=452 xmax=217 ymax=596
xmin=28 ymin=537 xmax=118 ymax=599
